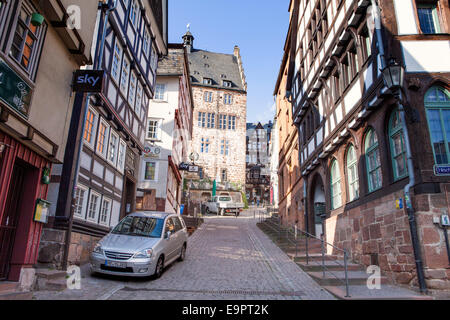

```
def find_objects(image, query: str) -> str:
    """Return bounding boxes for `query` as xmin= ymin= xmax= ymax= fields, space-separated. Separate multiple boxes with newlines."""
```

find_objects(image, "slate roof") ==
xmin=156 ymin=47 xmax=184 ymax=76
xmin=188 ymin=49 xmax=245 ymax=92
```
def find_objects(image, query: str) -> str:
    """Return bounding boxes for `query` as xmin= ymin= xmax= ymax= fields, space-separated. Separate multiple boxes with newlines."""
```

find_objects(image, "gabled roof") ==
xmin=188 ymin=49 xmax=245 ymax=92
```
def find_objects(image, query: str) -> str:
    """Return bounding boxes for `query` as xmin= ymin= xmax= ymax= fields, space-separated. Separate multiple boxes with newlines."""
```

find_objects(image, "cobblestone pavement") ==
xmin=33 ymin=209 xmax=334 ymax=300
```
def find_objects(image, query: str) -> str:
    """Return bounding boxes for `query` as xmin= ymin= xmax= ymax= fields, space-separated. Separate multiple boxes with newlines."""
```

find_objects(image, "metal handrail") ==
xmin=260 ymin=217 xmax=351 ymax=297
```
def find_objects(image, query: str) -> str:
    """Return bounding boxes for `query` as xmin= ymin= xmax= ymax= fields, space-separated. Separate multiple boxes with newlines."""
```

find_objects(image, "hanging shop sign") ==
xmin=143 ymin=145 xmax=161 ymax=159
xmin=0 ymin=59 xmax=32 ymax=118
xmin=34 ymin=199 xmax=51 ymax=223
xmin=179 ymin=162 xmax=199 ymax=173
xmin=434 ymin=165 xmax=450 ymax=176
xmin=72 ymin=69 xmax=105 ymax=93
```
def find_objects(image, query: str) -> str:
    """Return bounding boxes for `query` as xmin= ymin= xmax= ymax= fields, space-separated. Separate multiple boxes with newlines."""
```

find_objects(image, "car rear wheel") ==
xmin=178 ymin=244 xmax=186 ymax=262
xmin=206 ymin=207 xmax=210 ymax=215
xmin=154 ymin=256 xmax=164 ymax=279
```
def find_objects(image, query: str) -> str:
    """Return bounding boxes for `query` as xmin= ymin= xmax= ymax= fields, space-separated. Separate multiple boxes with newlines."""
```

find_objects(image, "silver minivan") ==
xmin=90 ymin=212 xmax=188 ymax=278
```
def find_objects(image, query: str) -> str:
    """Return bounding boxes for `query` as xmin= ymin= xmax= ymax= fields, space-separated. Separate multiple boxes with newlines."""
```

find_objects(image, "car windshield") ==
xmin=111 ymin=216 xmax=164 ymax=238
xmin=219 ymin=197 xmax=231 ymax=201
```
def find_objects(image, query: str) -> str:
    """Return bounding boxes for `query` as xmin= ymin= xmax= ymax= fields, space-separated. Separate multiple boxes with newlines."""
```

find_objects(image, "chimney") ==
xmin=233 ymin=45 xmax=240 ymax=58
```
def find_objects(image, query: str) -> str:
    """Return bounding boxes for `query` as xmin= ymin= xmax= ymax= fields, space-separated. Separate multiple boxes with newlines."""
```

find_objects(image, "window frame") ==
xmin=86 ymin=190 xmax=101 ymax=223
xmin=144 ymin=161 xmax=157 ymax=181
xmin=120 ymin=55 xmax=131 ymax=97
xmin=74 ymin=184 xmax=89 ymax=220
xmin=107 ymin=129 xmax=120 ymax=167
xmin=96 ymin=118 xmax=110 ymax=159
xmin=99 ymin=197 xmax=112 ymax=227
xmin=117 ymin=139 xmax=127 ymax=174
xmin=83 ymin=106 xmax=98 ymax=150
xmin=416 ymin=1 xmax=442 ymax=34
xmin=365 ymin=128 xmax=383 ymax=193
xmin=424 ymin=86 xmax=450 ymax=165
xmin=111 ymin=38 xmax=123 ymax=84
xmin=330 ymin=159 xmax=342 ymax=210
xmin=129 ymin=0 xmax=139 ymax=29
xmin=147 ymin=118 xmax=161 ymax=141
xmin=154 ymin=83 xmax=166 ymax=101
xmin=8 ymin=0 xmax=46 ymax=79
xmin=388 ymin=108 xmax=408 ymax=181
xmin=346 ymin=144 xmax=359 ymax=202
xmin=135 ymin=81 xmax=143 ymax=116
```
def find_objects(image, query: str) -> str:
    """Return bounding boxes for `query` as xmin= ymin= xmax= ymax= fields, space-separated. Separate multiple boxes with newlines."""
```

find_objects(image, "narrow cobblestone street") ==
xmin=33 ymin=209 xmax=334 ymax=300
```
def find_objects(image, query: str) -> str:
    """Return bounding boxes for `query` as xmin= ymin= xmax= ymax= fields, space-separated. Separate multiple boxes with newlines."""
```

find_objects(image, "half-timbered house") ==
xmin=0 ymin=0 xmax=98 ymax=286
xmin=41 ymin=0 xmax=168 ymax=267
xmin=284 ymin=0 xmax=450 ymax=289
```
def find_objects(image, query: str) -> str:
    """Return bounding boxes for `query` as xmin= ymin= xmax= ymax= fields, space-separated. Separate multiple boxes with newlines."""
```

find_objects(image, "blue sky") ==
xmin=168 ymin=0 xmax=290 ymax=124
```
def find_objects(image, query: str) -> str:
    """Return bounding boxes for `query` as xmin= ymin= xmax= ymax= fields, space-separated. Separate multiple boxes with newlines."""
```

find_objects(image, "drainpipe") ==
xmin=398 ymin=100 xmax=427 ymax=293
xmin=370 ymin=0 xmax=427 ymax=293
xmin=62 ymin=0 xmax=118 ymax=271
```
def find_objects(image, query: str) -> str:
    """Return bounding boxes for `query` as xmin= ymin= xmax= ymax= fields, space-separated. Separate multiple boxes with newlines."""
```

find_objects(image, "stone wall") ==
xmin=190 ymin=85 xmax=247 ymax=186
xmin=324 ymin=190 xmax=418 ymax=286
xmin=67 ymin=232 xmax=102 ymax=266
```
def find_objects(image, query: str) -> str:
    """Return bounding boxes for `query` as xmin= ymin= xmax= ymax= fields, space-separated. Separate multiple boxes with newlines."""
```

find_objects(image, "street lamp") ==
xmin=381 ymin=58 xmax=405 ymax=92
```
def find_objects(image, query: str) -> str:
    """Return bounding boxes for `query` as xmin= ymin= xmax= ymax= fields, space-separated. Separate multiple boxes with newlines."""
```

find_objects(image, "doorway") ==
xmin=121 ymin=177 xmax=136 ymax=219
xmin=310 ymin=174 xmax=325 ymax=237
xmin=0 ymin=161 xmax=26 ymax=280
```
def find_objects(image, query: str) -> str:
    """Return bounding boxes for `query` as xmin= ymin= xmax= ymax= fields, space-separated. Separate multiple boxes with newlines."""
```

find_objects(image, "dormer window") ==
xmin=223 ymin=80 xmax=232 ymax=88
xmin=203 ymin=78 xmax=213 ymax=85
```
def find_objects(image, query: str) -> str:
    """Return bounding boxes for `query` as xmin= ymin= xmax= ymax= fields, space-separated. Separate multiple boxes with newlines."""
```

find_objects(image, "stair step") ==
xmin=307 ymin=271 xmax=389 ymax=286
xmin=296 ymin=260 xmax=363 ymax=272
xmin=0 ymin=282 xmax=19 ymax=294
xmin=322 ymin=285 xmax=433 ymax=300
xmin=35 ymin=269 xmax=67 ymax=280
xmin=292 ymin=254 xmax=339 ymax=262
xmin=0 ymin=291 xmax=33 ymax=300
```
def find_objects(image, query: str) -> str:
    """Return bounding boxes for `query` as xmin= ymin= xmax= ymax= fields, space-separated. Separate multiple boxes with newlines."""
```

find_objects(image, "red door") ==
xmin=0 ymin=162 xmax=26 ymax=280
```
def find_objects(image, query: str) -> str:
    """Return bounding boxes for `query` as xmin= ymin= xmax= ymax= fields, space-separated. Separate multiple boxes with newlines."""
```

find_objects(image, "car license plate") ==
xmin=105 ymin=260 xmax=126 ymax=268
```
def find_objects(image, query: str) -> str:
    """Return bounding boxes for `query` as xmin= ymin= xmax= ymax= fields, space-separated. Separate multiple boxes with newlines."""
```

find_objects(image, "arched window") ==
xmin=388 ymin=108 xmax=408 ymax=180
xmin=425 ymin=86 xmax=450 ymax=165
xmin=330 ymin=159 xmax=342 ymax=210
xmin=365 ymin=128 xmax=382 ymax=192
xmin=346 ymin=145 xmax=359 ymax=202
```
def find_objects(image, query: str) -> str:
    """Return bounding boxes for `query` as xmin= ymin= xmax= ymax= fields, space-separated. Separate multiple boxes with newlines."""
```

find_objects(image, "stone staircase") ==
xmin=257 ymin=218 xmax=432 ymax=300
xmin=34 ymin=269 xmax=68 ymax=291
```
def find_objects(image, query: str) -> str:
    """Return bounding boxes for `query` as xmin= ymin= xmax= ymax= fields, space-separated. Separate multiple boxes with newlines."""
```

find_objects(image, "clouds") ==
xmin=249 ymin=100 xmax=276 ymax=123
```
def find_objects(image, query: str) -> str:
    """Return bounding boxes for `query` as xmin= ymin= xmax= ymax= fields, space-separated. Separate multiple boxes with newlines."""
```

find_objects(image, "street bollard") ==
xmin=305 ymin=235 xmax=309 ymax=265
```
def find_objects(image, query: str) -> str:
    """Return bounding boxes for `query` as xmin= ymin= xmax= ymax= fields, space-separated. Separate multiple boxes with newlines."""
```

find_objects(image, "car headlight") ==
xmin=93 ymin=243 xmax=103 ymax=254
xmin=133 ymin=248 xmax=153 ymax=259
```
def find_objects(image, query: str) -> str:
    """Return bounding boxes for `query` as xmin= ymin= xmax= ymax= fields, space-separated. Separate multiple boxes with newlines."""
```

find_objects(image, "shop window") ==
xmin=388 ymin=108 xmax=408 ymax=180
xmin=425 ymin=86 xmax=450 ymax=165
xmin=365 ymin=128 xmax=382 ymax=192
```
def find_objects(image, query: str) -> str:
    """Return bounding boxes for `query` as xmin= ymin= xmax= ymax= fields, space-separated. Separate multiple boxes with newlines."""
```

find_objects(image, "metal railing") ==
xmin=259 ymin=216 xmax=351 ymax=297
